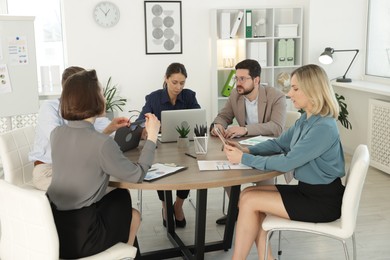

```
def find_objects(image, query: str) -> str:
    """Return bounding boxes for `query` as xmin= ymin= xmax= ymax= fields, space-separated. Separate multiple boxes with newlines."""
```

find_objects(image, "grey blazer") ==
xmin=213 ymin=85 xmax=286 ymax=137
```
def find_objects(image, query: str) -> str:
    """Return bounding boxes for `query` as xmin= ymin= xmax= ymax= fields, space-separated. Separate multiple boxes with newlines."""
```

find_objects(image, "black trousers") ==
xmin=157 ymin=189 xmax=190 ymax=201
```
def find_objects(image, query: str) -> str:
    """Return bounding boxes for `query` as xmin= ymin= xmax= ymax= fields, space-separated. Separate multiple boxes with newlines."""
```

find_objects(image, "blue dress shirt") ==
xmin=137 ymin=88 xmax=200 ymax=121
xmin=241 ymin=113 xmax=345 ymax=185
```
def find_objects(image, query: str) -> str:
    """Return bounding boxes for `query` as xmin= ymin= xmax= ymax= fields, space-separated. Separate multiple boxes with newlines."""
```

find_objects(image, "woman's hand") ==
xmin=225 ymin=140 xmax=249 ymax=153
xmin=103 ymin=117 xmax=129 ymax=135
xmin=144 ymin=113 xmax=160 ymax=143
xmin=224 ymin=144 xmax=244 ymax=164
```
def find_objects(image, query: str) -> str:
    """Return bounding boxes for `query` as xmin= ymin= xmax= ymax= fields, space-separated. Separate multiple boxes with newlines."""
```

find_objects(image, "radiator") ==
xmin=368 ymin=99 xmax=390 ymax=174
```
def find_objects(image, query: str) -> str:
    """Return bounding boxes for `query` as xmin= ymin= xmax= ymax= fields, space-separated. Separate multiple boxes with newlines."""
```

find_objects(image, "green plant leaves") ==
xmin=103 ymin=76 xmax=127 ymax=112
xmin=175 ymin=125 xmax=190 ymax=138
xmin=297 ymin=93 xmax=352 ymax=130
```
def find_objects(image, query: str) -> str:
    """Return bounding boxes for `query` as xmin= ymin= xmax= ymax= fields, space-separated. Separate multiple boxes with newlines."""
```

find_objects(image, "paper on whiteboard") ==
xmin=0 ymin=64 xmax=12 ymax=94
xmin=8 ymin=36 xmax=29 ymax=65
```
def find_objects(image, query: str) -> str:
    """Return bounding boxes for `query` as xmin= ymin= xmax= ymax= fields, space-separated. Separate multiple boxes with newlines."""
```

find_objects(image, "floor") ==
xmin=131 ymin=154 xmax=390 ymax=260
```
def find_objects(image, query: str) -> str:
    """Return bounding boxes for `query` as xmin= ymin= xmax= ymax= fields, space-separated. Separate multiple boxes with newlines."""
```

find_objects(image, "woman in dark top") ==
xmin=138 ymin=62 xmax=201 ymax=228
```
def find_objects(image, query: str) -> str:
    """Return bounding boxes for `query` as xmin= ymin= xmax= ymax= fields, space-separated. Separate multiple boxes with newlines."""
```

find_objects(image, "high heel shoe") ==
xmin=173 ymin=203 xmax=186 ymax=228
xmin=162 ymin=208 xmax=166 ymax=227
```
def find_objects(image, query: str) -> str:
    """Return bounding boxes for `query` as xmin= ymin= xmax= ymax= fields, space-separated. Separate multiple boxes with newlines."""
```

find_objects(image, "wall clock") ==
xmin=93 ymin=1 xmax=120 ymax=28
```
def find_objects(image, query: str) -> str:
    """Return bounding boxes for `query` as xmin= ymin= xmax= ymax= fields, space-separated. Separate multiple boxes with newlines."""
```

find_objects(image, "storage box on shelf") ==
xmin=211 ymin=7 xmax=303 ymax=118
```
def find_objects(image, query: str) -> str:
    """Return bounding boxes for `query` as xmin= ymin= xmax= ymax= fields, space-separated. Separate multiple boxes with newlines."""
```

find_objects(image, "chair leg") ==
xmin=352 ymin=233 xmax=356 ymax=260
xmin=277 ymin=230 xmax=282 ymax=260
xmin=264 ymin=230 xmax=273 ymax=260
xmin=137 ymin=190 xmax=142 ymax=219
xmin=342 ymin=239 xmax=350 ymax=260
xmin=188 ymin=191 xmax=196 ymax=210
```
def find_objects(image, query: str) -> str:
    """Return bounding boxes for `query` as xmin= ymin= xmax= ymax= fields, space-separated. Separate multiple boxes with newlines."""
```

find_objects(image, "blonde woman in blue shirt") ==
xmin=224 ymin=64 xmax=346 ymax=260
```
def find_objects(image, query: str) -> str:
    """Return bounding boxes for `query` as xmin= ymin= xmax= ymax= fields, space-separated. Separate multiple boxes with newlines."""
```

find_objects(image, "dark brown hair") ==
xmin=163 ymin=62 xmax=187 ymax=88
xmin=61 ymin=66 xmax=85 ymax=86
xmin=61 ymin=70 xmax=105 ymax=120
xmin=235 ymin=59 xmax=262 ymax=78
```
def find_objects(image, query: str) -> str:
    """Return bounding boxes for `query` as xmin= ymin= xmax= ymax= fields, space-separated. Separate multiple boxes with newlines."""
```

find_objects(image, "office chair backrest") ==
xmin=284 ymin=110 xmax=301 ymax=131
xmin=0 ymin=126 xmax=35 ymax=186
xmin=341 ymin=144 xmax=370 ymax=236
xmin=0 ymin=179 xmax=60 ymax=259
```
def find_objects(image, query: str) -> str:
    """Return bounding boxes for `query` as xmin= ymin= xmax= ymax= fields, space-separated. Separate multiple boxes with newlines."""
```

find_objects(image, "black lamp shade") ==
xmin=318 ymin=47 xmax=359 ymax=83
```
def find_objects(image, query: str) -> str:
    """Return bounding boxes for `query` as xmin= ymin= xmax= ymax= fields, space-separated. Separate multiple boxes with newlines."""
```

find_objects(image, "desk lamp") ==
xmin=319 ymin=47 xmax=359 ymax=82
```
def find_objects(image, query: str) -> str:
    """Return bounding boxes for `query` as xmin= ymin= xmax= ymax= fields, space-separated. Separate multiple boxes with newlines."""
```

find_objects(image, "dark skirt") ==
xmin=276 ymin=178 xmax=345 ymax=223
xmin=50 ymin=188 xmax=132 ymax=259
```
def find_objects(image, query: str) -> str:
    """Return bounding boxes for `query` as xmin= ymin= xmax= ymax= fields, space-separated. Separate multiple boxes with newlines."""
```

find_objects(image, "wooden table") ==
xmin=110 ymin=137 xmax=281 ymax=260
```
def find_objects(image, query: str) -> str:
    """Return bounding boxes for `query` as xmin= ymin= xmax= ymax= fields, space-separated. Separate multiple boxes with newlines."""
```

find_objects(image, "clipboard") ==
xmin=143 ymin=163 xmax=187 ymax=182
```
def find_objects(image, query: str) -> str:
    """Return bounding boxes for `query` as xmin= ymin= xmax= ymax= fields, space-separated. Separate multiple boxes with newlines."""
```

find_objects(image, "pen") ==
xmin=184 ymin=153 xmax=197 ymax=159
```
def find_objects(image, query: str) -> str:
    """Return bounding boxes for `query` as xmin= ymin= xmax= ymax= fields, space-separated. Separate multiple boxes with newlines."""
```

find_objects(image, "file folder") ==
xmin=230 ymin=11 xmax=244 ymax=38
xmin=245 ymin=10 xmax=252 ymax=38
xmin=275 ymin=39 xmax=287 ymax=66
xmin=221 ymin=70 xmax=236 ymax=97
xmin=286 ymin=39 xmax=295 ymax=65
xmin=220 ymin=12 xmax=231 ymax=39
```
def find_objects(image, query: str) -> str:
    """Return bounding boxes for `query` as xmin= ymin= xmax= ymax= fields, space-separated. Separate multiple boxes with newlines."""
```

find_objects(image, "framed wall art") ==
xmin=144 ymin=1 xmax=182 ymax=54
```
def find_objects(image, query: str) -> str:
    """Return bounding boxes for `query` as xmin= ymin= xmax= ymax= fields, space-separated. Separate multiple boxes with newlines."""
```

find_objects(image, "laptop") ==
xmin=114 ymin=121 xmax=144 ymax=152
xmin=160 ymin=109 xmax=207 ymax=143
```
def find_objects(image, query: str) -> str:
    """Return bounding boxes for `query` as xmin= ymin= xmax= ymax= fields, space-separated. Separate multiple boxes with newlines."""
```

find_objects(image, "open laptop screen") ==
xmin=160 ymin=109 xmax=207 ymax=143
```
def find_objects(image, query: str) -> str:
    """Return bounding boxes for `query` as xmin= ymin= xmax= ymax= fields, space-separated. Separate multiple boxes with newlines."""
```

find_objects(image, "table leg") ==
xmin=223 ymin=185 xmax=240 ymax=250
xmin=163 ymin=190 xmax=175 ymax=234
xmin=194 ymin=189 xmax=207 ymax=260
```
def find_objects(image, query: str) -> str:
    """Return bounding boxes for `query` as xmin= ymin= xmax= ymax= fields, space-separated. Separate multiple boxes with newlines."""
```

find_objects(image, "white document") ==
xmin=239 ymin=135 xmax=275 ymax=146
xmin=144 ymin=163 xmax=186 ymax=181
xmin=197 ymin=160 xmax=252 ymax=171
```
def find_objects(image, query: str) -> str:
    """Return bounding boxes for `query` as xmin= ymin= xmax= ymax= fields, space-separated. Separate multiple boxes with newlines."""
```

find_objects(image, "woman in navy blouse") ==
xmin=224 ymin=64 xmax=346 ymax=260
xmin=138 ymin=62 xmax=200 ymax=228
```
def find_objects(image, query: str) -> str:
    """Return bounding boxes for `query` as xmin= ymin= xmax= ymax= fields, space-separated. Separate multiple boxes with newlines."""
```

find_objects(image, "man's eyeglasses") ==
xmin=233 ymin=76 xmax=253 ymax=84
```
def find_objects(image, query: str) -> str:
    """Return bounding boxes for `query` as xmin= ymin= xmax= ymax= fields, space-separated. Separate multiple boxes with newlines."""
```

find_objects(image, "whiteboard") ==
xmin=0 ymin=15 xmax=39 ymax=117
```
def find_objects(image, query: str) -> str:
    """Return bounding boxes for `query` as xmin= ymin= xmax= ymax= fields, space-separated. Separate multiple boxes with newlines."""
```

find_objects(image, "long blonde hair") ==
xmin=291 ymin=64 xmax=339 ymax=118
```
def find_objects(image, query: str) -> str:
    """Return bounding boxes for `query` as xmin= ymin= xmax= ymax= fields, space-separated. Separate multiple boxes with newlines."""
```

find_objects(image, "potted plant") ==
xmin=176 ymin=125 xmax=190 ymax=148
xmin=103 ymin=76 xmax=127 ymax=119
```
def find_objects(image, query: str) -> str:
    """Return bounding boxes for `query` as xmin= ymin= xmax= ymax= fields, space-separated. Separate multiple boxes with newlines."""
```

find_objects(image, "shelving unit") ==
xmin=210 ymin=7 xmax=303 ymax=117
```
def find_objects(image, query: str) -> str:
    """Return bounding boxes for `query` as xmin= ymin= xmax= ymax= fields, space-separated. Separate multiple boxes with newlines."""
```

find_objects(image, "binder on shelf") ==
xmin=230 ymin=11 xmax=244 ymax=38
xmin=248 ymin=42 xmax=267 ymax=67
xmin=220 ymin=12 xmax=231 ymax=39
xmin=221 ymin=70 xmax=236 ymax=97
xmin=275 ymin=39 xmax=287 ymax=66
xmin=286 ymin=39 xmax=295 ymax=66
xmin=245 ymin=10 xmax=252 ymax=38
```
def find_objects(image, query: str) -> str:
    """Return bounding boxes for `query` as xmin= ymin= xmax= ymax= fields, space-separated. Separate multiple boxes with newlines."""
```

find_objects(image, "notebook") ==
xmin=160 ymin=109 xmax=207 ymax=143
xmin=114 ymin=123 xmax=144 ymax=152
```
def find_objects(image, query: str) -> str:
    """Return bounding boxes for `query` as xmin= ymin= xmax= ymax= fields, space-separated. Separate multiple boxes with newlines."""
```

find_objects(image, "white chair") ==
xmin=0 ymin=179 xmax=137 ymax=260
xmin=284 ymin=110 xmax=301 ymax=131
xmin=0 ymin=126 xmax=35 ymax=187
xmin=263 ymin=144 xmax=370 ymax=260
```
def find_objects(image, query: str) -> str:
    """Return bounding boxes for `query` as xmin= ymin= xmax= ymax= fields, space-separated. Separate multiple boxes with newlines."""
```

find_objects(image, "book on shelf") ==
xmin=245 ymin=10 xmax=252 ymax=38
xmin=220 ymin=12 xmax=231 ymax=39
xmin=221 ymin=70 xmax=236 ymax=97
xmin=248 ymin=41 xmax=267 ymax=67
xmin=230 ymin=11 xmax=243 ymax=38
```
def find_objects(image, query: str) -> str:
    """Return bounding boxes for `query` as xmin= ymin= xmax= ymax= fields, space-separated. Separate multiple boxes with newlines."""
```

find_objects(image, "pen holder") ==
xmin=194 ymin=135 xmax=208 ymax=154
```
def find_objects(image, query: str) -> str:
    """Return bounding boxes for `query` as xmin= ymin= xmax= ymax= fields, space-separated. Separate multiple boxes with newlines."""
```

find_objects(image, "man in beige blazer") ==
xmin=210 ymin=59 xmax=287 ymax=225
xmin=211 ymin=59 xmax=286 ymax=138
